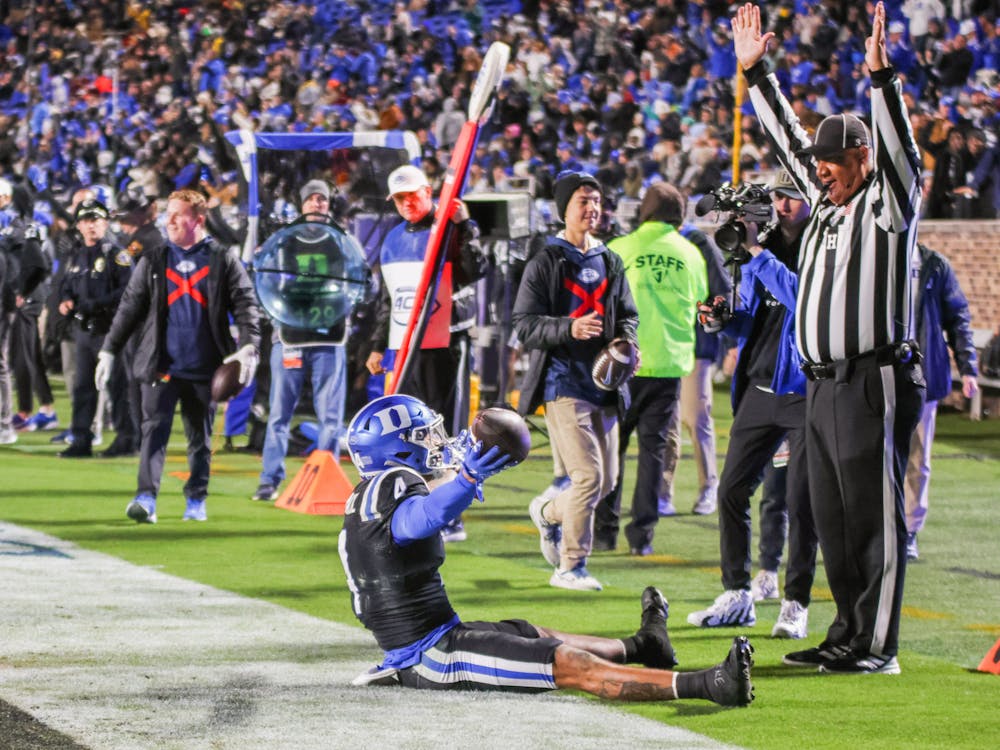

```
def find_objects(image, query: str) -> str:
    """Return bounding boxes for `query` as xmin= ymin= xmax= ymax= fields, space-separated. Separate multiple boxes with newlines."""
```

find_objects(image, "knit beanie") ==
xmin=553 ymin=171 xmax=601 ymax=222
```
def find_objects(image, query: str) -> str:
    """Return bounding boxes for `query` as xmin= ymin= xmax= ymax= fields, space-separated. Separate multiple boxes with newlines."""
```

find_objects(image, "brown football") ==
xmin=211 ymin=360 xmax=243 ymax=402
xmin=470 ymin=407 xmax=531 ymax=463
xmin=591 ymin=338 xmax=639 ymax=391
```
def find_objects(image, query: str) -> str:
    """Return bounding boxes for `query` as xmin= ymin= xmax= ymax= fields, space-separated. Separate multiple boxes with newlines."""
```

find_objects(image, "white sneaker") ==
xmin=751 ymin=569 xmax=780 ymax=602
xmin=550 ymin=564 xmax=602 ymax=591
xmin=0 ymin=428 xmax=17 ymax=445
xmin=529 ymin=495 xmax=562 ymax=567
xmin=687 ymin=589 xmax=756 ymax=628
xmin=540 ymin=475 xmax=571 ymax=501
xmin=771 ymin=599 xmax=808 ymax=639
xmin=692 ymin=491 xmax=717 ymax=515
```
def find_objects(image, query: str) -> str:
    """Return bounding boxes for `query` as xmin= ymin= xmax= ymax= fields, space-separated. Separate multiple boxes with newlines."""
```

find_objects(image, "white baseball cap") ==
xmin=386 ymin=164 xmax=430 ymax=198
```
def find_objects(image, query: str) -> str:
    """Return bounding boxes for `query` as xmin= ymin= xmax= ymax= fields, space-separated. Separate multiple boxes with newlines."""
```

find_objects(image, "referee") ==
xmin=733 ymin=2 xmax=925 ymax=674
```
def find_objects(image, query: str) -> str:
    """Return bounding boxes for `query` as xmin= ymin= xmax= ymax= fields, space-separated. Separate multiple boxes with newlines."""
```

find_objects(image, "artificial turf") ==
xmin=1 ymin=381 xmax=998 ymax=749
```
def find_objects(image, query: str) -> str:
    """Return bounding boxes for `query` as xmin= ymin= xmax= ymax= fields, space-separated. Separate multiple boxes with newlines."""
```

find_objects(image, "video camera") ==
xmin=695 ymin=183 xmax=773 ymax=261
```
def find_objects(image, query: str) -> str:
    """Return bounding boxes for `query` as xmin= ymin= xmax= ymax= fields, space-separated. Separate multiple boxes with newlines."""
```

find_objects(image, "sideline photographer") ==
xmin=687 ymin=171 xmax=817 ymax=641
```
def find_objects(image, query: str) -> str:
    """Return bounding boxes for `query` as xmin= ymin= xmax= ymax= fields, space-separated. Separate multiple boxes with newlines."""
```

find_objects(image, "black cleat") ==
xmin=641 ymin=586 xmax=669 ymax=629
xmin=100 ymin=440 xmax=137 ymax=458
xmin=634 ymin=586 xmax=677 ymax=669
xmin=783 ymin=641 xmax=851 ymax=667
xmin=708 ymin=636 xmax=755 ymax=708
xmin=58 ymin=443 xmax=93 ymax=458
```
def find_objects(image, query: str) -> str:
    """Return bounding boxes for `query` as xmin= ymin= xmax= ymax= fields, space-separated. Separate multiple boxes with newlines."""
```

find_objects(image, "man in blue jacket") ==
xmin=904 ymin=244 xmax=978 ymax=559
xmin=688 ymin=171 xmax=817 ymax=641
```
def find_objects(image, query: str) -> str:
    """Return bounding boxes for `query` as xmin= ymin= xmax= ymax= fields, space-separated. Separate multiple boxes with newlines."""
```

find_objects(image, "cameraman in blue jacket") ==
xmin=687 ymin=171 xmax=817 ymax=641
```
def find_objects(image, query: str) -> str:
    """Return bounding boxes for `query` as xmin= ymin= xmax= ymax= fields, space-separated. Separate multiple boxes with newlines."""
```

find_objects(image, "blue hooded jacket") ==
xmin=723 ymin=247 xmax=806 ymax=411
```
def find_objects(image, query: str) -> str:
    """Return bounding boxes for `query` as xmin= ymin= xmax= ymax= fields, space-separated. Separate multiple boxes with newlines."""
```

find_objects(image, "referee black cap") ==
xmin=797 ymin=113 xmax=871 ymax=160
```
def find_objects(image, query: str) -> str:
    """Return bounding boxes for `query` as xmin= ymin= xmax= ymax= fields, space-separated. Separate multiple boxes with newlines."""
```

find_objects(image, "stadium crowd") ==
xmin=0 ymin=0 xmax=998 ymax=220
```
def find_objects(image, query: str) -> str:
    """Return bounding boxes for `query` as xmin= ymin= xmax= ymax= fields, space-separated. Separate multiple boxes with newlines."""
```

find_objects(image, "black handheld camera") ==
xmin=695 ymin=183 xmax=774 ymax=260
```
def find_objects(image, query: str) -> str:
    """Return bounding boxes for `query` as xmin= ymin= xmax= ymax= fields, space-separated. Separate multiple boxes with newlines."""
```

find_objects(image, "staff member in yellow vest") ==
xmin=594 ymin=182 xmax=709 ymax=556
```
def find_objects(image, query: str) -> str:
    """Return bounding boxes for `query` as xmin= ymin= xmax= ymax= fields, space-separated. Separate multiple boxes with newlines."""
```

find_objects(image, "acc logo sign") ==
xmin=578 ymin=268 xmax=600 ymax=284
xmin=391 ymin=286 xmax=441 ymax=326
xmin=391 ymin=286 xmax=417 ymax=326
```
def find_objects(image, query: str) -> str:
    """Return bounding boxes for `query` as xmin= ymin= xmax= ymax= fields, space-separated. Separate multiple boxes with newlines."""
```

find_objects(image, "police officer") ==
xmin=56 ymin=199 xmax=133 ymax=457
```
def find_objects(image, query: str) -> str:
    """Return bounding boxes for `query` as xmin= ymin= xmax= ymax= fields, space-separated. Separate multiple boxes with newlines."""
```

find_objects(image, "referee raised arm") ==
xmin=732 ymin=2 xmax=926 ymax=675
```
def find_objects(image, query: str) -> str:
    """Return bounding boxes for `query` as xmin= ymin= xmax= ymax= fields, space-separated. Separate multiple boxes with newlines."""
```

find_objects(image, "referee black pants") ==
xmin=718 ymin=386 xmax=816 ymax=605
xmin=807 ymin=359 xmax=924 ymax=659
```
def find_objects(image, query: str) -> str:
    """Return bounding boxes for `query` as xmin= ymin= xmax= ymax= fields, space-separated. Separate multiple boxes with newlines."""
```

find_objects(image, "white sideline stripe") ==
xmin=0 ymin=524 xmax=742 ymax=750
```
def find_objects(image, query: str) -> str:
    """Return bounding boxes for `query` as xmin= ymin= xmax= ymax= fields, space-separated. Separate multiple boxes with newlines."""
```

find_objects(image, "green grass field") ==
xmin=2 ymin=380 xmax=999 ymax=749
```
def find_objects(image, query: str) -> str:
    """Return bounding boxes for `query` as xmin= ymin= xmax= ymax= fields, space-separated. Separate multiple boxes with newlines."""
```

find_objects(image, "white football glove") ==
xmin=223 ymin=343 xmax=259 ymax=385
xmin=94 ymin=351 xmax=115 ymax=391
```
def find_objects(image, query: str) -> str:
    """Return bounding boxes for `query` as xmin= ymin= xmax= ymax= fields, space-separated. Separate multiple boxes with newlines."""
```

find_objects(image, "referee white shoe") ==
xmin=687 ymin=589 xmax=756 ymax=628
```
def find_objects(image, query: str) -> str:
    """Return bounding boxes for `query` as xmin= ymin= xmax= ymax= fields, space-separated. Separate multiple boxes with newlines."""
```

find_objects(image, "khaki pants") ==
xmin=542 ymin=397 xmax=618 ymax=570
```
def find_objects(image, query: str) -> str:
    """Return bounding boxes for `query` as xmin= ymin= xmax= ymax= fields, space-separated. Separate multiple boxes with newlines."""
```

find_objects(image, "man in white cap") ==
xmin=365 ymin=165 xmax=488 ymax=542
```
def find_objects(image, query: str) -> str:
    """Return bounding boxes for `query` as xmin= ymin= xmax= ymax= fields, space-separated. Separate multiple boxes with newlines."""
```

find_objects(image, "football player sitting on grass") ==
xmin=338 ymin=393 xmax=755 ymax=707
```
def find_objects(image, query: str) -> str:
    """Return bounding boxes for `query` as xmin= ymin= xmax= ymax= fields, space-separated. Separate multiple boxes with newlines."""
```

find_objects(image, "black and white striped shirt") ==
xmin=746 ymin=66 xmax=922 ymax=364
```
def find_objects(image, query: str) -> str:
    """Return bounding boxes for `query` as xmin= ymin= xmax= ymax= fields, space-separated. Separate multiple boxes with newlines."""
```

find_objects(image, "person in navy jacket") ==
xmin=903 ymin=244 xmax=978 ymax=560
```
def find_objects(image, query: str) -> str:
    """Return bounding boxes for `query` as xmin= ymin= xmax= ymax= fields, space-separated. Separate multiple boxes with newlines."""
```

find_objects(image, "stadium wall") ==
xmin=919 ymin=220 xmax=1000 ymax=333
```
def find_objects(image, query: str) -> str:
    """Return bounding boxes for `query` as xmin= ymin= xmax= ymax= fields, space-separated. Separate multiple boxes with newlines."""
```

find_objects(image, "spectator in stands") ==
xmin=954 ymin=132 xmax=1000 ymax=218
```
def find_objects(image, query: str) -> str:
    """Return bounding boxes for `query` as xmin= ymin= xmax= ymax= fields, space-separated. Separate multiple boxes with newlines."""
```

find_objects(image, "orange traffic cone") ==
xmin=275 ymin=450 xmax=354 ymax=515
xmin=978 ymin=637 xmax=1000 ymax=675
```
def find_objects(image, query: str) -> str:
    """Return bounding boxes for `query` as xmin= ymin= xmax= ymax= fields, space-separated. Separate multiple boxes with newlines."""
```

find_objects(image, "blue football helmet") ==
xmin=347 ymin=394 xmax=456 ymax=478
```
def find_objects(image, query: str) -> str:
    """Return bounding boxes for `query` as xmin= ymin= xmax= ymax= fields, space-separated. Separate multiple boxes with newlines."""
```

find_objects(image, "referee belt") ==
xmin=801 ymin=341 xmax=920 ymax=383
